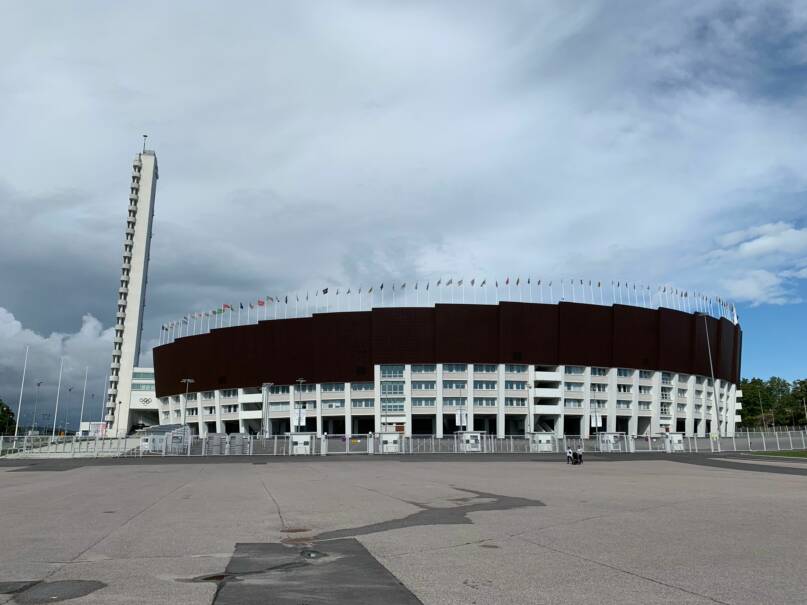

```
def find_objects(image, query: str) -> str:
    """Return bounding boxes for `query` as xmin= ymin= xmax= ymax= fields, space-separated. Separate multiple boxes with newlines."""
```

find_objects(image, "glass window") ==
xmin=505 ymin=397 xmax=526 ymax=407
xmin=443 ymin=397 xmax=467 ymax=406
xmin=617 ymin=368 xmax=633 ymax=378
xmin=131 ymin=383 xmax=154 ymax=391
xmin=638 ymin=402 xmax=651 ymax=411
xmin=473 ymin=397 xmax=497 ymax=407
xmin=564 ymin=399 xmax=583 ymax=408
xmin=443 ymin=380 xmax=467 ymax=390
xmin=473 ymin=380 xmax=497 ymax=390
xmin=132 ymin=371 xmax=154 ymax=380
xmin=617 ymin=384 xmax=632 ymax=393
xmin=639 ymin=370 xmax=653 ymax=379
xmin=505 ymin=364 xmax=527 ymax=373
xmin=381 ymin=397 xmax=405 ymax=412
xmin=564 ymin=382 xmax=583 ymax=391
xmin=412 ymin=381 xmax=436 ymax=390
xmin=616 ymin=400 xmax=632 ymax=409
xmin=351 ymin=382 xmax=374 ymax=391
xmin=505 ymin=380 xmax=527 ymax=390
xmin=202 ymin=391 xmax=215 ymax=400
xmin=323 ymin=400 xmax=345 ymax=409
xmin=443 ymin=363 xmax=467 ymax=373
xmin=321 ymin=383 xmax=345 ymax=392
xmin=412 ymin=398 xmax=435 ymax=407
xmin=411 ymin=364 xmax=436 ymax=373
xmin=270 ymin=385 xmax=290 ymax=394
xmin=381 ymin=365 xmax=404 ymax=378
xmin=565 ymin=366 xmax=584 ymax=375
xmin=351 ymin=399 xmax=375 ymax=408
xmin=590 ymin=383 xmax=607 ymax=392
xmin=474 ymin=364 xmax=497 ymax=373
xmin=591 ymin=367 xmax=608 ymax=376
xmin=381 ymin=381 xmax=404 ymax=395
xmin=639 ymin=385 xmax=652 ymax=395
xmin=220 ymin=389 xmax=238 ymax=398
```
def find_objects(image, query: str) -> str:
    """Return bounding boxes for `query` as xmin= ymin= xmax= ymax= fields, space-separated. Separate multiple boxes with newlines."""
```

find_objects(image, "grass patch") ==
xmin=752 ymin=450 xmax=807 ymax=458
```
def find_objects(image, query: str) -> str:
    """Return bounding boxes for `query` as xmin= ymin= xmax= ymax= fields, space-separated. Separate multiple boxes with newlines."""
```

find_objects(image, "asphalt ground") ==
xmin=1 ymin=453 xmax=806 ymax=604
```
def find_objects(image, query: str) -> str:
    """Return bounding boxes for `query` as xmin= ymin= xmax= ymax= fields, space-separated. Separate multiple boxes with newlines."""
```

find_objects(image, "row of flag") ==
xmin=159 ymin=278 xmax=739 ymax=341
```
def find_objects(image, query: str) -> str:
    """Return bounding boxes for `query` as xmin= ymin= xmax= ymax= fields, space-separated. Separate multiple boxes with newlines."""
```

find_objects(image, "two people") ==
xmin=566 ymin=447 xmax=584 ymax=465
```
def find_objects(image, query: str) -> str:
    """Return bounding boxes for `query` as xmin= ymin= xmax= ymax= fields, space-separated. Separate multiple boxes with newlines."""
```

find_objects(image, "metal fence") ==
xmin=2 ymin=431 xmax=806 ymax=459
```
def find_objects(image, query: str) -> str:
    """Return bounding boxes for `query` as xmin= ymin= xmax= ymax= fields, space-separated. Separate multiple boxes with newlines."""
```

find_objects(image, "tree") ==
xmin=739 ymin=377 xmax=806 ymax=428
xmin=0 ymin=398 xmax=15 ymax=435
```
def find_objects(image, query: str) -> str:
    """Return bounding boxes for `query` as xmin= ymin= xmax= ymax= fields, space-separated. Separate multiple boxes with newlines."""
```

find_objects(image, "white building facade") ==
xmin=105 ymin=150 xmax=159 ymax=436
xmin=158 ymin=363 xmax=742 ymax=439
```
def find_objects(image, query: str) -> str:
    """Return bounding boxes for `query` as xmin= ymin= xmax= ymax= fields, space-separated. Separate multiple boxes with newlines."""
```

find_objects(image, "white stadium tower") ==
xmin=105 ymin=148 xmax=159 ymax=436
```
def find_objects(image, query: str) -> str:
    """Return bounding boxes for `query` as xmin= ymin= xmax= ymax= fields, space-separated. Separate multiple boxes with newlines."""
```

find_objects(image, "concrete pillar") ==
xmin=435 ymin=364 xmax=444 ymax=438
xmin=315 ymin=384 xmax=323 ymax=436
xmin=373 ymin=365 xmax=382 ymax=433
xmin=403 ymin=365 xmax=412 ymax=437
xmin=496 ymin=364 xmax=506 ymax=439
xmin=344 ymin=382 xmax=352 ymax=437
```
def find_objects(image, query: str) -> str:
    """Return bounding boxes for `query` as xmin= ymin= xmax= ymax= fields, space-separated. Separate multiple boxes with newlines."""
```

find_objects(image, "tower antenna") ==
xmin=142 ymin=134 xmax=148 ymax=153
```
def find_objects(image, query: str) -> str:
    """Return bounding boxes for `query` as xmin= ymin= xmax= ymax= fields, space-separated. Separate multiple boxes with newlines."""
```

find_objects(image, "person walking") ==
xmin=576 ymin=446 xmax=583 ymax=465
xmin=566 ymin=447 xmax=573 ymax=464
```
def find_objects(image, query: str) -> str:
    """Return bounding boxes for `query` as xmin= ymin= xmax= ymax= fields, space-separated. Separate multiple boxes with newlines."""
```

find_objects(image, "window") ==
xmin=661 ymin=388 xmax=672 ymax=401
xmin=321 ymin=383 xmax=344 ymax=392
xmin=203 ymin=407 xmax=215 ymax=415
xmin=270 ymin=385 xmax=289 ymax=394
xmin=132 ymin=371 xmax=154 ymax=380
xmin=617 ymin=384 xmax=632 ymax=393
xmin=184 ymin=392 xmax=197 ymax=400
xmin=202 ymin=391 xmax=215 ymax=400
xmin=639 ymin=386 xmax=652 ymax=395
xmin=443 ymin=380 xmax=467 ymax=390
xmin=662 ymin=372 xmax=673 ymax=385
xmin=638 ymin=402 xmax=651 ymax=411
xmin=412 ymin=381 xmax=436 ymax=390
xmin=443 ymin=397 xmax=467 ymax=406
xmin=351 ymin=399 xmax=375 ymax=408
xmin=474 ymin=364 xmax=497 ymax=373
xmin=564 ymin=382 xmax=583 ymax=391
xmin=616 ymin=400 xmax=632 ymax=410
xmin=473 ymin=380 xmax=496 ymax=390
xmin=186 ymin=408 xmax=198 ymax=416
xmin=505 ymin=364 xmax=527 ymax=373
xmin=381 ymin=381 xmax=404 ymax=395
xmin=411 ymin=364 xmax=436 ymax=373
xmin=590 ymin=383 xmax=607 ymax=393
xmin=473 ymin=397 xmax=497 ymax=407
xmin=639 ymin=370 xmax=653 ymax=379
xmin=565 ymin=366 xmax=584 ymax=375
xmin=323 ymin=400 xmax=345 ymax=409
xmin=694 ymin=404 xmax=702 ymax=412
xmin=660 ymin=404 xmax=671 ymax=416
xmin=677 ymin=404 xmax=686 ymax=412
xmin=677 ymin=389 xmax=687 ymax=398
xmin=617 ymin=368 xmax=633 ymax=378
xmin=300 ymin=401 xmax=316 ymax=410
xmin=591 ymin=400 xmax=607 ymax=409
xmin=505 ymin=380 xmax=527 ymax=390
xmin=505 ymin=397 xmax=526 ymax=407
xmin=220 ymin=389 xmax=238 ymax=398
xmin=351 ymin=382 xmax=374 ymax=391
xmin=381 ymin=398 xmax=404 ymax=412
xmin=162 ymin=411 xmax=169 ymax=418
xmin=381 ymin=365 xmax=404 ymax=378
xmin=564 ymin=399 xmax=583 ymax=408
xmin=591 ymin=367 xmax=608 ymax=376
xmin=159 ymin=398 xmax=168 ymax=406
xmin=443 ymin=363 xmax=467 ymax=373
xmin=412 ymin=398 xmax=435 ymax=407
xmin=131 ymin=383 xmax=154 ymax=391
xmin=222 ymin=404 xmax=238 ymax=414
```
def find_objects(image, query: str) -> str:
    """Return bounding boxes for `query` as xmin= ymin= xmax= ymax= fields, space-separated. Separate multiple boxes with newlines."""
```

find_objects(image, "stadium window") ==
xmin=351 ymin=399 xmax=375 ymax=408
xmin=412 ymin=381 xmax=436 ymax=390
xmin=443 ymin=397 xmax=467 ymax=407
xmin=132 ymin=371 xmax=154 ymax=380
xmin=443 ymin=380 xmax=467 ymax=390
xmin=381 ymin=365 xmax=404 ymax=378
xmin=473 ymin=397 xmax=497 ymax=407
xmin=639 ymin=385 xmax=652 ymax=395
xmin=505 ymin=380 xmax=527 ymax=390
xmin=505 ymin=398 xmax=526 ymax=407
xmin=473 ymin=380 xmax=496 ymax=390
xmin=411 ymin=364 xmax=436 ymax=373
xmin=131 ymin=383 xmax=153 ymax=391
xmin=474 ymin=364 xmax=497 ymax=373
xmin=590 ymin=383 xmax=607 ymax=393
xmin=443 ymin=363 xmax=467 ymax=373
xmin=616 ymin=400 xmax=632 ymax=410
xmin=638 ymin=402 xmax=651 ymax=411
xmin=323 ymin=400 xmax=345 ymax=409
xmin=639 ymin=370 xmax=653 ymax=379
xmin=381 ymin=398 xmax=405 ymax=412
xmin=565 ymin=366 xmax=584 ymax=375
xmin=591 ymin=367 xmax=608 ymax=376
xmin=564 ymin=382 xmax=583 ymax=392
xmin=269 ymin=385 xmax=290 ymax=394
xmin=617 ymin=384 xmax=632 ymax=393
xmin=321 ymin=383 xmax=345 ymax=393
xmin=412 ymin=398 xmax=436 ymax=407
xmin=617 ymin=368 xmax=633 ymax=378
xmin=505 ymin=364 xmax=527 ymax=373
xmin=564 ymin=399 xmax=583 ymax=408
xmin=381 ymin=381 xmax=404 ymax=395
xmin=351 ymin=382 xmax=374 ymax=391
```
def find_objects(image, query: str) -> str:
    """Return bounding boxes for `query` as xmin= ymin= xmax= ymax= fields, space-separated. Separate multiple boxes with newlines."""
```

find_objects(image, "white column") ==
xmin=606 ymin=368 xmax=617 ymax=433
xmin=496 ymin=364 xmax=506 ymax=438
xmin=215 ymin=390 xmax=223 ymax=433
xmin=526 ymin=365 xmax=535 ymax=434
xmin=465 ymin=365 xmax=474 ymax=432
xmin=582 ymin=368 xmax=591 ymax=438
xmin=403 ymin=365 xmax=412 ymax=437
xmin=373 ymin=366 xmax=382 ymax=433
xmin=435 ymin=364 xmax=444 ymax=438
xmin=288 ymin=386 xmax=296 ymax=434
xmin=315 ymin=384 xmax=323 ymax=436
xmin=344 ymin=382 xmax=352 ymax=437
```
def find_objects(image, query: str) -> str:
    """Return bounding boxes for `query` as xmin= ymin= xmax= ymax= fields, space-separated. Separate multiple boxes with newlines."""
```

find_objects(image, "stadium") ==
xmin=152 ymin=300 xmax=743 ymax=440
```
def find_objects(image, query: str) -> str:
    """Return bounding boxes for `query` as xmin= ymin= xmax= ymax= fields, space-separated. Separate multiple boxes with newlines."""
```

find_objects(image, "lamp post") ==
xmin=261 ymin=382 xmax=274 ymax=438
xmin=63 ymin=386 xmax=74 ymax=435
xmin=295 ymin=378 xmax=306 ymax=433
xmin=32 ymin=381 xmax=44 ymax=433
xmin=180 ymin=378 xmax=194 ymax=426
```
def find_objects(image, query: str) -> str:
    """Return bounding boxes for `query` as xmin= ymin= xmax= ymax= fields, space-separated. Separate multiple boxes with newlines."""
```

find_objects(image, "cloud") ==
xmin=0 ymin=307 xmax=112 ymax=430
xmin=1 ymin=0 xmax=807 ymax=389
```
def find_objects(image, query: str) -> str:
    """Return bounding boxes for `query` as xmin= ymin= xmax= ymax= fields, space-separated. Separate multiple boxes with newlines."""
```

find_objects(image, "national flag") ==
xmin=480 ymin=279 xmax=486 ymax=287
xmin=223 ymin=303 xmax=232 ymax=310
xmin=446 ymin=278 xmax=453 ymax=286
xmin=182 ymin=317 xmax=188 ymax=324
xmin=505 ymin=277 xmax=510 ymax=285
xmin=285 ymin=295 xmax=288 ymax=304
xmin=436 ymin=279 xmax=441 ymax=286
xmin=257 ymin=299 xmax=265 ymax=306
xmin=240 ymin=302 xmax=244 ymax=309
xmin=470 ymin=278 xmax=475 ymax=286
xmin=368 ymin=287 xmax=373 ymax=293
xmin=527 ymin=277 xmax=530 ymax=284
xmin=380 ymin=283 xmax=384 ymax=291
xmin=426 ymin=282 xmax=430 ymax=290
xmin=347 ymin=288 xmax=351 ymax=294
xmin=401 ymin=283 xmax=406 ymax=290
xmin=322 ymin=288 xmax=329 ymax=295
xmin=457 ymin=279 xmax=463 ymax=286
xmin=249 ymin=303 xmax=254 ymax=309
xmin=336 ymin=289 xmax=339 ymax=295
xmin=495 ymin=280 xmax=499 ymax=287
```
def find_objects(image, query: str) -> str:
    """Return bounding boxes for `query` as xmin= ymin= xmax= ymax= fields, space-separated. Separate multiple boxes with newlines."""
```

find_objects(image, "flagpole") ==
xmin=78 ymin=366 xmax=88 ymax=436
xmin=52 ymin=357 xmax=64 ymax=440
xmin=14 ymin=345 xmax=29 ymax=439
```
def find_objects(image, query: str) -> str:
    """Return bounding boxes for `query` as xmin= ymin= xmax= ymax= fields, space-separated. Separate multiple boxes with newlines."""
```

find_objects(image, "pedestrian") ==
xmin=576 ymin=446 xmax=583 ymax=465
xmin=566 ymin=447 xmax=573 ymax=464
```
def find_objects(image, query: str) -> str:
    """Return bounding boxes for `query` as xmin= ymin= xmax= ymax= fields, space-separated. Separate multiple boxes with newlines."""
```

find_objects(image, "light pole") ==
xmin=180 ymin=378 xmax=194 ymax=426
xmin=295 ymin=378 xmax=306 ymax=433
xmin=32 ymin=381 xmax=43 ymax=433
xmin=261 ymin=382 xmax=274 ymax=438
xmin=63 ymin=386 xmax=74 ymax=435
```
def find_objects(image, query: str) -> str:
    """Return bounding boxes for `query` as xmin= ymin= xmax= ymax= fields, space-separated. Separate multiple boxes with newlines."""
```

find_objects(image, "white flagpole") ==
xmin=561 ymin=280 xmax=566 ymax=301
xmin=14 ymin=345 xmax=29 ymax=438
xmin=549 ymin=282 xmax=553 ymax=303
xmin=78 ymin=366 xmax=88 ymax=436
xmin=599 ymin=284 xmax=604 ymax=305
xmin=237 ymin=306 xmax=241 ymax=326
xmin=52 ymin=357 xmax=64 ymax=439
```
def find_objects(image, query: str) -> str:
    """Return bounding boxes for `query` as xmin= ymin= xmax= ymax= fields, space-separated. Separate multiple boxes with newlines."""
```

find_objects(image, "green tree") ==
xmin=0 ymin=398 xmax=15 ymax=435
xmin=739 ymin=377 xmax=806 ymax=428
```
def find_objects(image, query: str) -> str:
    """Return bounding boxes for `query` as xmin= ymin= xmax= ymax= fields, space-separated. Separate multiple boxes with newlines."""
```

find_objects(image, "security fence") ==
xmin=2 ymin=430 xmax=807 ymax=459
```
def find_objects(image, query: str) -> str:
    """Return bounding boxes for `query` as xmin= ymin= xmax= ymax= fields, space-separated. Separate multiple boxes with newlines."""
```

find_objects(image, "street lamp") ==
xmin=295 ymin=378 xmax=306 ymax=433
xmin=261 ymin=382 xmax=274 ymax=438
xmin=32 ymin=381 xmax=43 ymax=433
xmin=180 ymin=378 xmax=194 ymax=426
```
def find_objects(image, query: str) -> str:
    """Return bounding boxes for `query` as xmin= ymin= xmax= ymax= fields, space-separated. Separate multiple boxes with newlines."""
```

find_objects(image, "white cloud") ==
xmin=0 ymin=307 xmax=112 ymax=429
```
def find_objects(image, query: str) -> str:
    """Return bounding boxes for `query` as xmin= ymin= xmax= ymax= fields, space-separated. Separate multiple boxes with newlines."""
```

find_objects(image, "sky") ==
xmin=1 ymin=0 xmax=806 ymax=429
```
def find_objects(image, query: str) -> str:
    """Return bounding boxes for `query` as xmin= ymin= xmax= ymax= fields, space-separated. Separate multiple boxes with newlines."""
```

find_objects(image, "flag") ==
xmin=446 ymin=278 xmax=453 ymax=286
xmin=426 ymin=282 xmax=430 ymax=290
xmin=306 ymin=292 xmax=309 ymax=300
xmin=368 ymin=287 xmax=373 ymax=293
xmin=414 ymin=282 xmax=418 ymax=290
xmin=182 ymin=317 xmax=188 ymax=324
xmin=239 ymin=302 xmax=244 ymax=309
xmin=380 ymin=283 xmax=384 ymax=291
xmin=527 ymin=277 xmax=530 ymax=284
xmin=470 ymin=278 xmax=475 ymax=286
xmin=392 ymin=284 xmax=395 ymax=291
xmin=257 ymin=299 xmax=265 ymax=306
xmin=495 ymin=280 xmax=498 ymax=287
xmin=481 ymin=279 xmax=486 ymax=287
xmin=285 ymin=296 xmax=288 ymax=304
xmin=249 ymin=303 xmax=254 ymax=309
xmin=516 ymin=277 xmax=520 ymax=286
xmin=347 ymin=288 xmax=351 ymax=294
xmin=336 ymin=289 xmax=339 ymax=295
xmin=505 ymin=277 xmax=509 ymax=285
xmin=401 ymin=283 xmax=406 ymax=290
xmin=457 ymin=279 xmax=463 ymax=286
xmin=322 ymin=288 xmax=329 ymax=295
xmin=537 ymin=279 xmax=541 ymax=285
xmin=436 ymin=279 xmax=441 ymax=286
xmin=223 ymin=303 xmax=232 ymax=310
